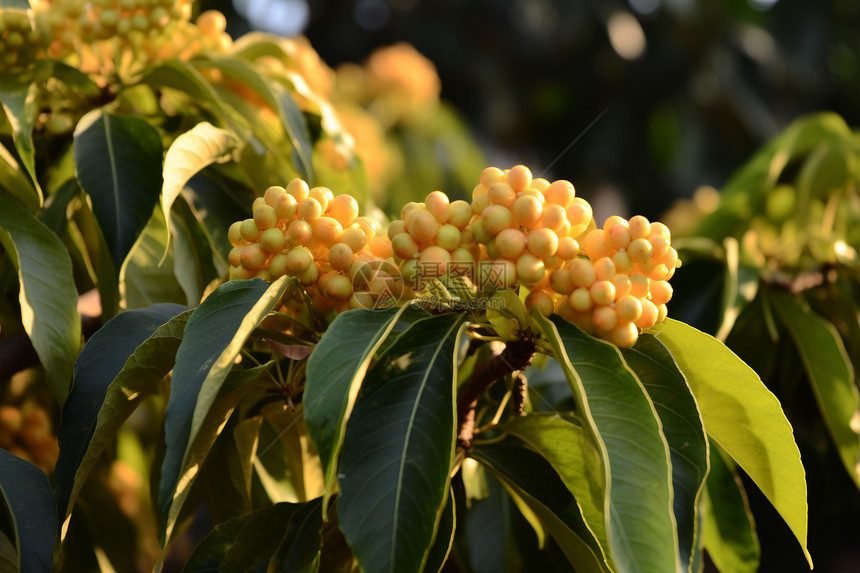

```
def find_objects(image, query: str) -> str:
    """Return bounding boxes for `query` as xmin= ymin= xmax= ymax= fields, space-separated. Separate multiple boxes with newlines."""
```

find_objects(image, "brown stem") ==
xmin=456 ymin=337 xmax=535 ymax=450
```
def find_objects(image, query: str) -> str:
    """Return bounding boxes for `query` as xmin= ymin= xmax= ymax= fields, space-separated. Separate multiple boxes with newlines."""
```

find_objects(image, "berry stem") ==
xmin=456 ymin=337 xmax=535 ymax=450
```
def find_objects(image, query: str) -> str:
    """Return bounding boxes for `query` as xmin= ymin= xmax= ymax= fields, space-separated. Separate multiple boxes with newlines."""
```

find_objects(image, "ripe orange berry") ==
xmin=568 ymin=258 xmax=596 ymax=288
xmin=286 ymin=178 xmax=309 ymax=201
xmin=616 ymin=295 xmax=643 ymax=322
xmin=628 ymin=215 xmax=651 ymax=239
xmin=228 ymin=221 xmax=243 ymax=245
xmin=288 ymin=219 xmax=313 ymax=245
xmin=425 ymin=191 xmax=450 ymax=223
xmin=525 ymin=290 xmax=554 ymax=317
xmin=526 ymin=228 xmax=559 ymax=259
xmin=549 ymin=268 xmax=575 ymax=295
xmin=264 ymin=185 xmax=286 ymax=206
xmin=531 ymin=178 xmax=551 ymax=192
xmin=369 ymin=235 xmax=394 ymax=259
xmin=312 ymin=217 xmax=343 ymax=245
xmin=392 ymin=233 xmax=419 ymax=260
xmin=488 ymin=183 xmax=517 ymax=208
xmin=540 ymin=204 xmax=567 ymax=233
xmin=482 ymin=205 xmax=514 ymax=235
xmin=592 ymin=305 xmax=619 ymax=333
xmin=507 ymin=165 xmax=532 ymax=193
xmin=604 ymin=216 xmax=631 ymax=250
xmin=545 ymin=180 xmax=575 ymax=207
xmin=480 ymin=166 xmax=506 ymax=188
xmin=329 ymin=243 xmax=355 ymax=272
xmin=448 ymin=200 xmax=472 ymax=229
xmin=298 ymin=197 xmax=323 ymax=221
xmin=405 ymin=209 xmax=439 ymax=244
xmin=327 ymin=194 xmax=359 ymax=226
xmin=323 ymin=274 xmax=353 ymax=300
xmin=589 ymin=280 xmax=616 ymax=306
xmin=556 ymin=236 xmax=579 ymax=260
xmin=635 ymin=299 xmax=659 ymax=329
xmin=285 ymin=246 xmax=313 ymax=273
xmin=511 ymin=194 xmax=543 ymax=229
xmin=629 ymin=274 xmax=650 ymax=298
xmin=240 ymin=243 xmax=267 ymax=269
xmin=627 ymin=238 xmax=653 ymax=263
xmin=570 ymin=287 xmax=593 ymax=312
xmin=340 ymin=227 xmax=368 ymax=252
xmin=309 ymin=187 xmax=333 ymax=212
xmin=566 ymin=198 xmax=593 ymax=237
xmin=583 ymin=229 xmax=613 ymax=260
xmin=611 ymin=274 xmax=632 ymax=298
xmin=592 ymin=257 xmax=615 ymax=281
xmin=650 ymin=280 xmax=673 ymax=306
xmin=609 ymin=322 xmax=639 ymax=348
xmin=273 ymin=193 xmax=298 ymax=220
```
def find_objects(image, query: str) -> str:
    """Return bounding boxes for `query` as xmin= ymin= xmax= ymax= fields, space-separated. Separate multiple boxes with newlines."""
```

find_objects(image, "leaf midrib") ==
xmin=102 ymin=113 xmax=122 ymax=257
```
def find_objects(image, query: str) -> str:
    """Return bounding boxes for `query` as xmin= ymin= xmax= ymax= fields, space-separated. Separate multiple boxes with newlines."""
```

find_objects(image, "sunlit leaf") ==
xmin=702 ymin=448 xmax=759 ymax=573
xmin=770 ymin=291 xmax=860 ymax=487
xmin=499 ymin=414 xmax=607 ymax=559
xmin=652 ymin=318 xmax=811 ymax=567
xmin=120 ymin=208 xmax=187 ymax=309
xmin=337 ymin=312 xmax=465 ymax=573
xmin=304 ymin=306 xmax=410 ymax=503
xmin=621 ymin=334 xmax=710 ymax=572
xmin=533 ymin=312 xmax=679 ymax=573
xmin=0 ymin=78 xmax=40 ymax=198
xmin=54 ymin=304 xmax=190 ymax=520
xmin=471 ymin=439 xmax=609 ymax=573
xmin=0 ymin=141 xmax=38 ymax=211
xmin=159 ymin=277 xmax=289 ymax=537
xmin=0 ymin=194 xmax=80 ymax=404
xmin=74 ymin=109 xmax=164 ymax=271
xmin=161 ymin=122 xmax=238 ymax=257
xmin=0 ymin=449 xmax=56 ymax=572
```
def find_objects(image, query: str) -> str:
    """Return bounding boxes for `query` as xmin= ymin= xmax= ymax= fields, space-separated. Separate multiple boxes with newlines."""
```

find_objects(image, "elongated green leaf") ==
xmin=770 ymin=291 xmax=860 ymax=487
xmin=195 ymin=58 xmax=313 ymax=180
xmin=267 ymin=497 xmax=323 ymax=573
xmin=169 ymin=199 xmax=220 ymax=306
xmin=54 ymin=304 xmax=190 ymax=520
xmin=621 ymin=334 xmax=710 ymax=572
xmin=120 ymin=208 xmax=187 ymax=309
xmin=500 ymin=414 xmax=608 ymax=562
xmin=459 ymin=469 xmax=522 ymax=573
xmin=0 ymin=78 xmax=40 ymax=198
xmin=0 ymin=450 xmax=56 ymax=573
xmin=181 ymin=502 xmax=302 ymax=573
xmin=702 ymin=448 xmax=759 ymax=573
xmin=652 ymin=318 xmax=811 ymax=567
xmin=0 ymin=194 xmax=80 ymax=404
xmin=304 ymin=306 xmax=410 ymax=501
xmin=74 ymin=109 xmax=164 ymax=271
xmin=161 ymin=122 xmax=238 ymax=257
xmin=424 ymin=488 xmax=455 ymax=573
xmin=337 ymin=312 xmax=465 ymax=573
xmin=0 ymin=141 xmax=38 ymax=211
xmin=139 ymin=59 xmax=232 ymax=127
xmin=472 ymin=439 xmax=608 ymax=573
xmin=159 ymin=277 xmax=289 ymax=532
xmin=182 ymin=175 xmax=250 ymax=263
xmin=533 ymin=313 xmax=679 ymax=573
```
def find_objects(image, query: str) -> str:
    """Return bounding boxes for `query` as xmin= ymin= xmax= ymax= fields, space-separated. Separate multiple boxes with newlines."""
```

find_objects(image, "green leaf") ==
xmin=471 ymin=439 xmax=609 ymax=573
xmin=770 ymin=291 xmax=860 ymax=487
xmin=182 ymin=174 xmax=250 ymax=264
xmin=195 ymin=57 xmax=313 ymax=181
xmin=54 ymin=304 xmax=190 ymax=520
xmin=161 ymin=122 xmax=238 ymax=258
xmin=181 ymin=502 xmax=302 ymax=573
xmin=499 ymin=414 xmax=608 ymax=563
xmin=621 ymin=334 xmax=710 ymax=572
xmin=424 ymin=488 xmax=455 ymax=573
xmin=0 ymin=194 xmax=80 ymax=404
xmin=0 ymin=78 xmax=40 ymax=198
xmin=702 ymin=448 xmax=759 ymax=573
xmin=337 ymin=312 xmax=465 ymax=573
xmin=159 ymin=277 xmax=289 ymax=535
xmin=652 ymin=318 xmax=811 ymax=567
xmin=73 ymin=109 xmax=164 ymax=271
xmin=0 ymin=141 xmax=38 ymax=211
xmin=267 ymin=497 xmax=324 ymax=573
xmin=169 ymin=198 xmax=220 ymax=306
xmin=304 ymin=306 xmax=410 ymax=502
xmin=0 ymin=449 xmax=56 ymax=573
xmin=139 ymin=59 xmax=236 ymax=129
xmin=120 ymin=207 xmax=187 ymax=309
xmin=532 ymin=312 xmax=679 ymax=573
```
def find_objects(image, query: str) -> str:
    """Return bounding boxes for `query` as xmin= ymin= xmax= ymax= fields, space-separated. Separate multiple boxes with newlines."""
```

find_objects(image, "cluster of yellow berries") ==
xmin=0 ymin=402 xmax=59 ymax=475
xmin=227 ymin=180 xmax=400 ymax=314
xmin=0 ymin=9 xmax=41 ymax=75
xmin=228 ymin=165 xmax=680 ymax=348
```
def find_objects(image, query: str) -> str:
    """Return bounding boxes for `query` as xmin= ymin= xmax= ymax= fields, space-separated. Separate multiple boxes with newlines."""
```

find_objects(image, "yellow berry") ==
xmin=327 ymin=194 xmax=359 ymax=227
xmin=616 ymin=295 xmax=643 ymax=322
xmin=488 ymin=183 xmax=516 ymax=208
xmin=309 ymin=187 xmax=334 ymax=212
xmin=240 ymin=243 xmax=267 ymax=269
xmin=288 ymin=219 xmax=313 ymax=244
xmin=273 ymin=193 xmax=298 ymax=220
xmin=531 ymin=178 xmax=551 ymax=192
xmin=589 ymin=281 xmax=616 ymax=306
xmin=656 ymin=304 xmax=669 ymax=323
xmin=482 ymin=205 xmax=514 ymax=235
xmin=635 ymin=299 xmax=659 ymax=329
xmin=525 ymin=290 xmax=554 ymax=317
xmin=287 ymin=178 xmax=310 ymax=201
xmin=611 ymin=250 xmax=634 ymax=274
xmin=526 ymin=228 xmax=559 ymax=259
xmin=312 ymin=217 xmax=343 ymax=245
xmin=507 ymin=165 xmax=532 ymax=193
xmin=424 ymin=191 xmax=451 ymax=223
xmin=297 ymin=262 xmax=319 ymax=285
xmin=627 ymin=238 xmax=653 ymax=263
xmin=392 ymin=233 xmax=419 ymax=260
xmin=340 ymin=227 xmax=368 ymax=253
xmin=448 ymin=200 xmax=472 ymax=229
xmin=609 ymin=322 xmax=638 ymax=348
xmin=570 ymin=287 xmax=593 ymax=311
xmin=650 ymin=280 xmax=673 ymax=306
xmin=583 ymin=229 xmax=613 ymax=260
xmin=545 ymin=180 xmax=574 ymax=207
xmin=419 ymin=245 xmax=453 ymax=276
xmin=329 ymin=243 xmax=355 ymax=272
xmin=264 ymin=185 xmax=286 ymax=206
xmin=592 ymin=257 xmax=615 ymax=281
xmin=566 ymin=198 xmax=593 ymax=237
xmin=298 ymin=197 xmax=323 ymax=221
xmin=269 ymin=253 xmax=289 ymax=278
xmin=285 ymin=246 xmax=313 ymax=273
xmin=405 ymin=209 xmax=439 ymax=244
xmin=240 ymin=219 xmax=260 ymax=242
xmin=228 ymin=245 xmax=243 ymax=267
xmin=388 ymin=219 xmax=407 ymax=239
xmin=540 ymin=204 xmax=567 ymax=232
xmin=556 ymin=237 xmax=579 ymax=260
xmin=592 ymin=305 xmax=619 ymax=333
xmin=604 ymin=216 xmax=631 ymax=250
xmin=228 ymin=221 xmax=243 ymax=245
xmin=479 ymin=259 xmax=517 ymax=289
xmin=611 ymin=274 xmax=632 ymax=299
xmin=630 ymin=275 xmax=650 ymax=298
xmin=549 ymin=268 xmax=575 ymax=295
xmin=649 ymin=234 xmax=671 ymax=258
xmin=260 ymin=227 xmax=286 ymax=252
xmin=354 ymin=217 xmax=377 ymax=241
xmin=254 ymin=205 xmax=278 ymax=230
xmin=323 ymin=274 xmax=353 ymax=300
xmin=495 ymin=228 xmax=526 ymax=259
xmin=516 ymin=252 xmax=545 ymax=285
xmin=436 ymin=224 xmax=462 ymax=251
xmin=628 ymin=215 xmax=651 ymax=239
xmin=568 ymin=258 xmax=596 ymax=288
xmin=480 ymin=166 xmax=506 ymax=188
xmin=511 ymin=194 xmax=543 ymax=229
